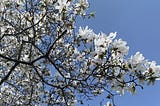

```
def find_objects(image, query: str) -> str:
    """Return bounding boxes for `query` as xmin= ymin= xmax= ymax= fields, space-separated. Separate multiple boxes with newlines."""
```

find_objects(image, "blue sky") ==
xmin=77 ymin=0 xmax=160 ymax=106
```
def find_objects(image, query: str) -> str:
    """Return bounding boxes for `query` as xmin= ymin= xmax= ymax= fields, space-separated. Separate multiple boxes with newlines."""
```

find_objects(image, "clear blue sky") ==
xmin=77 ymin=0 xmax=160 ymax=106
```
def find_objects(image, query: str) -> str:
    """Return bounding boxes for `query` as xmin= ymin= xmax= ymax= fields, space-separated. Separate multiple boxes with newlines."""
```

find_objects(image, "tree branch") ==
xmin=0 ymin=62 xmax=19 ymax=86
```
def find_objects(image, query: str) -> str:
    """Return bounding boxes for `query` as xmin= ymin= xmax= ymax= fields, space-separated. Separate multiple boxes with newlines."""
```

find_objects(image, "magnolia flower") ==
xmin=127 ymin=52 xmax=146 ymax=73
xmin=78 ymin=26 xmax=94 ymax=40
xmin=94 ymin=33 xmax=107 ymax=47
xmin=55 ymin=0 xmax=71 ymax=12
xmin=129 ymin=52 xmax=145 ymax=65
xmin=94 ymin=32 xmax=116 ymax=56
xmin=75 ymin=0 xmax=89 ymax=15
xmin=108 ymin=32 xmax=117 ymax=40
xmin=95 ymin=32 xmax=116 ymax=46
xmin=112 ymin=39 xmax=129 ymax=56
xmin=94 ymin=33 xmax=107 ymax=54
xmin=149 ymin=61 xmax=160 ymax=78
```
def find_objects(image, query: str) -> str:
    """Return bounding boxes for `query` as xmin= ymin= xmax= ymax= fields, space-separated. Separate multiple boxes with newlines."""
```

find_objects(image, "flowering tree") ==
xmin=0 ymin=0 xmax=160 ymax=106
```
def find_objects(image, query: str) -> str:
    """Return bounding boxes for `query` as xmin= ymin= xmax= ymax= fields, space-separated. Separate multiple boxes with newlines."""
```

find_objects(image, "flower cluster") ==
xmin=0 ymin=0 xmax=160 ymax=106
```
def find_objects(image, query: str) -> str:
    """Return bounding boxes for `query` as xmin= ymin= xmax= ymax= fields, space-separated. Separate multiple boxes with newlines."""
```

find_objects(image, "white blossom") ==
xmin=112 ymin=39 xmax=129 ymax=56
xmin=0 ymin=0 xmax=160 ymax=105
xmin=55 ymin=0 xmax=71 ymax=12
xmin=78 ymin=26 xmax=95 ymax=40
xmin=149 ymin=61 xmax=160 ymax=78
xmin=94 ymin=32 xmax=115 ymax=55
xmin=129 ymin=52 xmax=145 ymax=65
